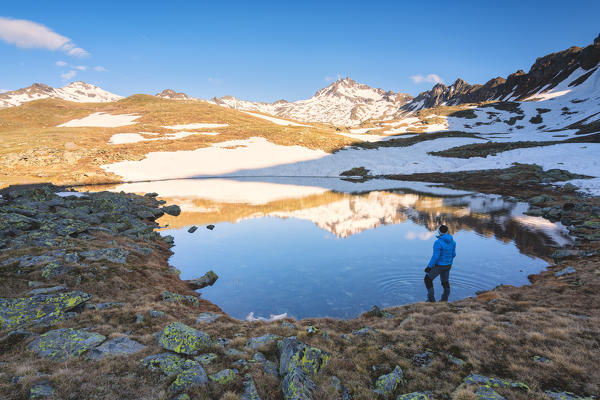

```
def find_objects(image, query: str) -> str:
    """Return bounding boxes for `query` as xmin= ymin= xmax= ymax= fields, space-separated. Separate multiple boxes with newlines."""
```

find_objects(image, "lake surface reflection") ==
xmin=114 ymin=177 xmax=570 ymax=320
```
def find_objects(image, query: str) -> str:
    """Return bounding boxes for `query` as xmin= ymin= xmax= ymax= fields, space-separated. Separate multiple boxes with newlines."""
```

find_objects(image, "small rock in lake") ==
xmin=206 ymin=224 xmax=215 ymax=230
xmin=163 ymin=205 xmax=181 ymax=216
xmin=187 ymin=226 xmax=197 ymax=233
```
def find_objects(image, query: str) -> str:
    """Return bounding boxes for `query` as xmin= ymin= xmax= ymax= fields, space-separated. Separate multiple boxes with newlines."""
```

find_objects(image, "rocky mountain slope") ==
xmin=211 ymin=77 xmax=413 ymax=126
xmin=0 ymin=81 xmax=123 ymax=108
xmin=155 ymin=89 xmax=195 ymax=100
xmin=401 ymin=34 xmax=600 ymax=113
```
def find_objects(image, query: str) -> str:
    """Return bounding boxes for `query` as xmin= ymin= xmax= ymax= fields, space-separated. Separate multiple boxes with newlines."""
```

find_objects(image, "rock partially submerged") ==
xmin=157 ymin=322 xmax=211 ymax=355
xmin=0 ymin=291 xmax=91 ymax=331
xmin=28 ymin=328 xmax=105 ymax=361
xmin=187 ymin=270 xmax=219 ymax=289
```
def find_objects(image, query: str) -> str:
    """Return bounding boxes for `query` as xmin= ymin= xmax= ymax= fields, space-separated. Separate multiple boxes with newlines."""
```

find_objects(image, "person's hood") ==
xmin=436 ymin=233 xmax=453 ymax=243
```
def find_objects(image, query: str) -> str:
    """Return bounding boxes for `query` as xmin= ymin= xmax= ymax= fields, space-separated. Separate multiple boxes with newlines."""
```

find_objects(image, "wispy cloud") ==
xmin=74 ymin=65 xmax=87 ymax=71
xmin=61 ymin=70 xmax=77 ymax=80
xmin=410 ymin=74 xmax=443 ymax=84
xmin=0 ymin=88 xmax=8 ymax=94
xmin=0 ymin=17 xmax=89 ymax=57
xmin=93 ymin=65 xmax=108 ymax=72
xmin=55 ymin=60 xmax=67 ymax=67
xmin=324 ymin=74 xmax=342 ymax=82
xmin=207 ymin=77 xmax=223 ymax=85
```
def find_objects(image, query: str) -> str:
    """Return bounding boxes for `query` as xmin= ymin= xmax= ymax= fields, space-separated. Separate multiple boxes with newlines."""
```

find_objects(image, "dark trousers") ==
xmin=424 ymin=265 xmax=451 ymax=302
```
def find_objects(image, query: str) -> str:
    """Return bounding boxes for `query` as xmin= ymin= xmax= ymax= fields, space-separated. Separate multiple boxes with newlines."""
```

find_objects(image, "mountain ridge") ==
xmin=0 ymin=81 xmax=123 ymax=108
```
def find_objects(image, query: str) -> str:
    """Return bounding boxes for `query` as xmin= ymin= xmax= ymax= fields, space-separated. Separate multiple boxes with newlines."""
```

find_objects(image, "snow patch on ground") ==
xmin=59 ymin=112 xmax=140 ymax=127
xmin=109 ymin=131 xmax=221 ymax=144
xmin=243 ymin=112 xmax=309 ymax=126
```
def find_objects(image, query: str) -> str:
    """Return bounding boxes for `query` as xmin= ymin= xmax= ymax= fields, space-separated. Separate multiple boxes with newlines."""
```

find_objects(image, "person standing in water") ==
xmin=424 ymin=225 xmax=456 ymax=302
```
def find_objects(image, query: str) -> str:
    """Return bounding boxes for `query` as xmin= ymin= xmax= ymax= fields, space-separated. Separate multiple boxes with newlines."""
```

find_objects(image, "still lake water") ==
xmin=115 ymin=177 xmax=570 ymax=320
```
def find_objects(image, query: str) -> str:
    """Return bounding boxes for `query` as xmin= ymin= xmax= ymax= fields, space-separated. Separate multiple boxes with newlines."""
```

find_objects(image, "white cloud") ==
xmin=74 ymin=65 xmax=87 ymax=71
xmin=410 ymin=74 xmax=444 ymax=84
xmin=324 ymin=74 xmax=342 ymax=82
xmin=0 ymin=17 xmax=89 ymax=57
xmin=55 ymin=60 xmax=67 ymax=67
xmin=93 ymin=65 xmax=108 ymax=72
xmin=61 ymin=70 xmax=77 ymax=80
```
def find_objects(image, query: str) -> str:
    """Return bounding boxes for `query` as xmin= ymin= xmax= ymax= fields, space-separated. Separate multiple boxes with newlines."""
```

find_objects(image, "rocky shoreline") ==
xmin=0 ymin=183 xmax=598 ymax=399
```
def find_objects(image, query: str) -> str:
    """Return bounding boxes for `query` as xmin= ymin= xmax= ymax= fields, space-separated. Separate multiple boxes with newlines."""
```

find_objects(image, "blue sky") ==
xmin=1 ymin=0 xmax=599 ymax=101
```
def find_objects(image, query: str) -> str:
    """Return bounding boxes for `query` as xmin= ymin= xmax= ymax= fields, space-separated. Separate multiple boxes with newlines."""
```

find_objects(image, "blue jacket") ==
xmin=427 ymin=233 xmax=456 ymax=268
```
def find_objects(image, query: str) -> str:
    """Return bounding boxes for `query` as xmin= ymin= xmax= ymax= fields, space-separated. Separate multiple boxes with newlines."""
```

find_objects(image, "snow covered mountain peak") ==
xmin=155 ymin=89 xmax=194 ymax=100
xmin=211 ymin=77 xmax=413 ymax=126
xmin=0 ymin=81 xmax=123 ymax=108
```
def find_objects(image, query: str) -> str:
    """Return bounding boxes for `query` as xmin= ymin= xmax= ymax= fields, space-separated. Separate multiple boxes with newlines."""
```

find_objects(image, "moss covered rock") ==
xmin=209 ymin=368 xmax=238 ymax=385
xmin=246 ymin=333 xmax=281 ymax=350
xmin=278 ymin=337 xmax=331 ymax=378
xmin=463 ymin=374 xmax=529 ymax=390
xmin=157 ymin=322 xmax=211 ymax=355
xmin=475 ymin=386 xmax=506 ymax=399
xmin=397 ymin=392 xmax=431 ymax=400
xmin=161 ymin=291 xmax=199 ymax=307
xmin=88 ymin=337 xmax=146 ymax=360
xmin=545 ymin=391 xmax=595 ymax=400
xmin=29 ymin=381 xmax=54 ymax=398
xmin=27 ymin=328 xmax=105 ymax=361
xmin=169 ymin=362 xmax=208 ymax=393
xmin=80 ymin=248 xmax=128 ymax=264
xmin=140 ymin=352 xmax=190 ymax=376
xmin=0 ymin=291 xmax=91 ymax=331
xmin=241 ymin=374 xmax=262 ymax=400
xmin=374 ymin=366 xmax=403 ymax=397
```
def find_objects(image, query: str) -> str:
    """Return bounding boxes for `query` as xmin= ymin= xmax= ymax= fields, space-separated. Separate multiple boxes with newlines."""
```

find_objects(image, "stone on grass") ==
xmin=241 ymin=374 xmax=261 ymax=400
xmin=555 ymin=267 xmax=576 ymax=277
xmin=169 ymin=362 xmax=208 ymax=393
xmin=352 ymin=327 xmax=376 ymax=336
xmin=225 ymin=348 xmax=246 ymax=357
xmin=157 ymin=322 xmax=211 ymax=355
xmin=88 ymin=337 xmax=146 ymax=360
xmin=171 ymin=394 xmax=190 ymax=400
xmin=532 ymin=355 xmax=551 ymax=363
xmin=161 ymin=291 xmax=199 ymax=306
xmin=0 ymin=291 xmax=91 ymax=331
xmin=463 ymin=374 xmax=529 ymax=390
xmin=365 ymin=305 xmax=393 ymax=318
xmin=374 ymin=366 xmax=403 ymax=397
xmin=448 ymin=354 xmax=465 ymax=365
xmin=397 ymin=392 xmax=431 ymax=400
xmin=413 ymin=350 xmax=434 ymax=368
xmin=475 ymin=386 xmax=506 ymax=400
xmin=281 ymin=321 xmax=296 ymax=329
xmin=544 ymin=391 xmax=595 ymax=400
xmin=246 ymin=333 xmax=281 ymax=350
xmin=209 ymin=368 xmax=238 ymax=385
xmin=86 ymin=302 xmax=125 ymax=310
xmin=27 ymin=286 xmax=67 ymax=296
xmin=279 ymin=337 xmax=331 ymax=400
xmin=196 ymin=312 xmax=221 ymax=324
xmin=264 ymin=360 xmax=279 ymax=376
xmin=250 ymin=352 xmax=266 ymax=363
xmin=188 ymin=270 xmax=219 ymax=289
xmin=140 ymin=352 xmax=189 ymax=376
xmin=149 ymin=310 xmax=165 ymax=318
xmin=194 ymin=353 xmax=217 ymax=365
xmin=29 ymin=380 xmax=54 ymax=398
xmin=28 ymin=328 xmax=105 ymax=361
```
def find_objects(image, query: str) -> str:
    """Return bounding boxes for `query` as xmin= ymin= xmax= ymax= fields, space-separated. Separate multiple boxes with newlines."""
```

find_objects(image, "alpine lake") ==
xmin=108 ymin=177 xmax=570 ymax=320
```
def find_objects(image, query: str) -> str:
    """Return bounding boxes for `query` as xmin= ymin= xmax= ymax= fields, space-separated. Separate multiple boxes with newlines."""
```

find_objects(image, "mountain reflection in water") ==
xmin=106 ymin=178 xmax=569 ymax=319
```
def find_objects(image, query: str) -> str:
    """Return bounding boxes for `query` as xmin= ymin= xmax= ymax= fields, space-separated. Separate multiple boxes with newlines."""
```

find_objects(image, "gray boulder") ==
xmin=246 ymin=333 xmax=281 ymax=350
xmin=88 ymin=337 xmax=146 ymax=360
xmin=29 ymin=380 xmax=54 ymax=398
xmin=157 ymin=322 xmax=211 ymax=355
xmin=188 ymin=270 xmax=219 ymax=289
xmin=169 ymin=362 xmax=208 ymax=393
xmin=196 ymin=312 xmax=221 ymax=324
xmin=28 ymin=328 xmax=105 ymax=361
xmin=374 ymin=366 xmax=403 ymax=397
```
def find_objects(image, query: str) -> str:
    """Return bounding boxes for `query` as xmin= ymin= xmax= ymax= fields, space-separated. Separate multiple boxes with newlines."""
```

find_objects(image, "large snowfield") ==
xmin=101 ymin=67 xmax=600 ymax=194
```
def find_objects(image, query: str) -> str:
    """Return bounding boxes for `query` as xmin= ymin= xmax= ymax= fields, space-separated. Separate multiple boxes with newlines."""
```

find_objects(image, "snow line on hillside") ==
xmin=162 ymin=123 xmax=229 ymax=130
xmin=58 ymin=112 xmax=140 ymax=127
xmin=109 ymin=131 xmax=220 ymax=144
xmin=243 ymin=111 xmax=309 ymax=126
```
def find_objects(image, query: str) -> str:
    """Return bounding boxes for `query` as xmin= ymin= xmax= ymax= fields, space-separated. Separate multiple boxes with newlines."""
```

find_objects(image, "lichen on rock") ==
xmin=27 ymin=328 xmax=105 ymax=361
xmin=157 ymin=322 xmax=211 ymax=355
xmin=374 ymin=366 xmax=403 ymax=397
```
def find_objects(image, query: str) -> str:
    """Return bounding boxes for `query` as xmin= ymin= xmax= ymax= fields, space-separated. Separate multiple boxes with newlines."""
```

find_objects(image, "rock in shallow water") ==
xmin=28 ymin=328 xmax=105 ymax=361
